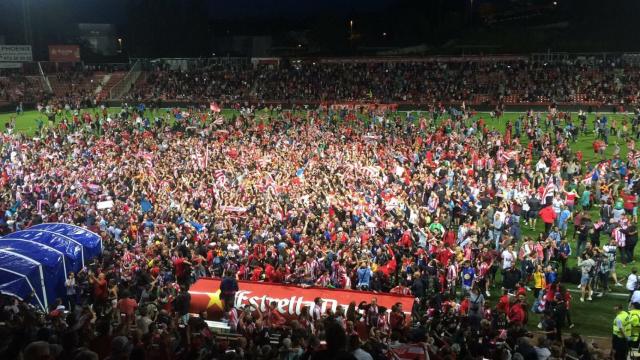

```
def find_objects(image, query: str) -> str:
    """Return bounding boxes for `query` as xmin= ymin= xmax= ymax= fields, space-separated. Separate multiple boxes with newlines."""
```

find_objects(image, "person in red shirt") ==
xmin=172 ymin=251 xmax=192 ymax=285
xmin=539 ymin=205 xmax=557 ymax=235
xmin=267 ymin=301 xmax=287 ymax=329
xmin=496 ymin=290 xmax=511 ymax=315
xmin=89 ymin=272 xmax=108 ymax=314
xmin=508 ymin=298 xmax=526 ymax=326
xmin=251 ymin=266 xmax=263 ymax=281
xmin=389 ymin=302 xmax=406 ymax=331
xmin=400 ymin=229 xmax=412 ymax=248
xmin=442 ymin=229 xmax=456 ymax=248
xmin=389 ymin=281 xmax=412 ymax=295
xmin=117 ymin=290 xmax=138 ymax=324
xmin=436 ymin=243 xmax=454 ymax=267
xmin=623 ymin=191 xmax=636 ymax=215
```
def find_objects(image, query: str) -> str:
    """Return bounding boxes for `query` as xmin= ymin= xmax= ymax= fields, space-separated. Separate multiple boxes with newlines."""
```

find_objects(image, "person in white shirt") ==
xmin=492 ymin=209 xmax=506 ymax=250
xmin=631 ymin=289 xmax=640 ymax=305
xmin=627 ymin=268 xmax=639 ymax=299
xmin=501 ymin=245 xmax=517 ymax=270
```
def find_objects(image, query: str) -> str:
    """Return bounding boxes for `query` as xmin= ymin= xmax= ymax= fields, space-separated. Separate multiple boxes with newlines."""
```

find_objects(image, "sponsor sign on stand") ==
xmin=189 ymin=278 xmax=414 ymax=320
xmin=0 ymin=45 xmax=33 ymax=62
xmin=48 ymin=45 xmax=81 ymax=62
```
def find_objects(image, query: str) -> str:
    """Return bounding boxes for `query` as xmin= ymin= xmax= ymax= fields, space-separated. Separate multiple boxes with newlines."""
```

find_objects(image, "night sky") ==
xmin=0 ymin=0 xmax=639 ymax=58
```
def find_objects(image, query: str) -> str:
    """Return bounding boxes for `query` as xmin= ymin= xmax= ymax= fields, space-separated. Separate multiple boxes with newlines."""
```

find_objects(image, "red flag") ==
xmin=210 ymin=102 xmax=221 ymax=113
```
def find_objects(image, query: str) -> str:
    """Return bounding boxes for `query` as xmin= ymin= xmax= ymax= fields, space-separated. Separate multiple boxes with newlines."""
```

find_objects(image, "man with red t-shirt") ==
xmin=89 ymin=272 xmax=108 ymax=314
xmin=539 ymin=205 xmax=557 ymax=235
xmin=117 ymin=291 xmax=138 ymax=324
xmin=508 ymin=298 xmax=526 ymax=326
xmin=173 ymin=251 xmax=192 ymax=285
xmin=268 ymin=301 xmax=287 ymax=329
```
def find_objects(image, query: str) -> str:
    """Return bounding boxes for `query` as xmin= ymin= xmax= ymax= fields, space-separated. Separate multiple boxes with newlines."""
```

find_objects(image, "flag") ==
xmin=210 ymin=102 xmax=221 ymax=113
xmin=581 ymin=169 xmax=595 ymax=186
xmin=142 ymin=153 xmax=153 ymax=169
xmin=363 ymin=134 xmax=381 ymax=145
xmin=220 ymin=206 xmax=247 ymax=213
xmin=189 ymin=221 xmax=205 ymax=233
xmin=215 ymin=170 xmax=226 ymax=187
xmin=37 ymin=200 xmax=49 ymax=215
xmin=500 ymin=150 xmax=518 ymax=163
xmin=195 ymin=152 xmax=206 ymax=170
xmin=363 ymin=166 xmax=380 ymax=178
xmin=612 ymin=227 xmax=626 ymax=247
xmin=213 ymin=116 xmax=224 ymax=125
xmin=542 ymin=180 xmax=556 ymax=200
xmin=140 ymin=198 xmax=153 ymax=213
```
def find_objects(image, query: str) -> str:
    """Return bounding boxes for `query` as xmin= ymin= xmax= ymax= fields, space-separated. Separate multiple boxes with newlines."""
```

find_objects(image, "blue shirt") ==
xmin=558 ymin=210 xmax=571 ymax=225
xmin=357 ymin=268 xmax=372 ymax=286
xmin=462 ymin=267 xmax=475 ymax=287
xmin=545 ymin=271 xmax=558 ymax=285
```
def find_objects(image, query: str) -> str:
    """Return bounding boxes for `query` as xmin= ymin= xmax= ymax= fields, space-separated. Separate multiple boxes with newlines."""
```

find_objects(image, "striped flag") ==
xmin=362 ymin=166 xmax=381 ymax=177
xmin=542 ymin=180 xmax=556 ymax=200
xmin=581 ymin=169 xmax=595 ymax=186
xmin=612 ymin=227 xmax=626 ymax=247
xmin=215 ymin=169 xmax=226 ymax=187
xmin=213 ymin=116 xmax=224 ymax=125
xmin=195 ymin=152 xmax=206 ymax=170
xmin=500 ymin=150 xmax=518 ymax=163
xmin=220 ymin=206 xmax=247 ymax=213
xmin=363 ymin=134 xmax=381 ymax=145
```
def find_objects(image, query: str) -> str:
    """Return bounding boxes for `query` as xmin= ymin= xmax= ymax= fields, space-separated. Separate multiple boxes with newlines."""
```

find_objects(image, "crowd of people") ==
xmin=0 ymin=71 xmax=46 ymax=106
xmin=122 ymin=58 xmax=640 ymax=107
xmin=1 ymin=95 xmax=640 ymax=360
xmin=5 ymin=57 xmax=640 ymax=110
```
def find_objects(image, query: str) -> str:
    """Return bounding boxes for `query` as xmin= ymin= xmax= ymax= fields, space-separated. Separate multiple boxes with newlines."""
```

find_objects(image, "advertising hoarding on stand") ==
xmin=0 ymin=45 xmax=33 ymax=62
xmin=48 ymin=45 xmax=81 ymax=62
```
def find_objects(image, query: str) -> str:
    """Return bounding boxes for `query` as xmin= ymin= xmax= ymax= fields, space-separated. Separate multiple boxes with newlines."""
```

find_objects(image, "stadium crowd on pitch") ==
xmin=1 ymin=56 xmax=640 ymax=360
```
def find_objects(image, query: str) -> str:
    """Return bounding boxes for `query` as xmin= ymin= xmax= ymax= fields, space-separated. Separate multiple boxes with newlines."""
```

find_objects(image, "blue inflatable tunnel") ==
xmin=0 ymin=223 xmax=103 ymax=311
xmin=0 ymin=239 xmax=67 ymax=307
xmin=29 ymin=223 xmax=102 ymax=260
xmin=6 ymin=230 xmax=85 ymax=272
xmin=0 ymin=270 xmax=33 ymax=302
xmin=0 ymin=251 xmax=48 ymax=310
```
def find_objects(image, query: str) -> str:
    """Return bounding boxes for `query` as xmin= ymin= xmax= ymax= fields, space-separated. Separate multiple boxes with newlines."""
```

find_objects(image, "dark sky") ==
xmin=0 ymin=0 xmax=393 ymax=24
xmin=1 ymin=0 xmax=639 ymax=57
xmin=206 ymin=0 xmax=393 ymax=19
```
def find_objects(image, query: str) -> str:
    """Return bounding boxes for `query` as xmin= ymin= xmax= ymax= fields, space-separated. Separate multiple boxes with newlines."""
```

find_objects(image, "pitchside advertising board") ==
xmin=189 ymin=278 xmax=415 ymax=319
xmin=0 ymin=45 xmax=33 ymax=62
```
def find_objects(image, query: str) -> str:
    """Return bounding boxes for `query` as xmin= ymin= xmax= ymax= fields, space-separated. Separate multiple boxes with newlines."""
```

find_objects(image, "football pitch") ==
xmin=0 ymin=106 xmax=636 ymax=338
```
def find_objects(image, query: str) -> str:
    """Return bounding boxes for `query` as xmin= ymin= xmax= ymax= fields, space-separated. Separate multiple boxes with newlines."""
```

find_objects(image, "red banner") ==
xmin=189 ymin=278 xmax=414 ymax=319
xmin=48 ymin=45 xmax=81 ymax=62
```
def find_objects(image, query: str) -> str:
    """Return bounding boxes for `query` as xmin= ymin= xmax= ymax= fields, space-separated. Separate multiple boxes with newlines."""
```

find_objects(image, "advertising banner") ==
xmin=0 ymin=63 xmax=22 ymax=69
xmin=0 ymin=45 xmax=33 ymax=62
xmin=48 ymin=45 xmax=81 ymax=62
xmin=189 ymin=278 xmax=414 ymax=319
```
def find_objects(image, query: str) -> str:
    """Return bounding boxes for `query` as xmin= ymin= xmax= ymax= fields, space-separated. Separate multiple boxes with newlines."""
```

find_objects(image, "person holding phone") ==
xmin=65 ymin=272 xmax=77 ymax=310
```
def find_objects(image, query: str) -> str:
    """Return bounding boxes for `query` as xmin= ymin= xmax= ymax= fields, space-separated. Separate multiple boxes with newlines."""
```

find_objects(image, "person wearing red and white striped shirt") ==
xmin=390 ymin=281 xmax=412 ymax=295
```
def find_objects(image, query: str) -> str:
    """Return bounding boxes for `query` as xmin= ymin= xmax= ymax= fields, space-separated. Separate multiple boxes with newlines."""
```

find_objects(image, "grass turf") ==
xmin=0 ymin=107 xmax=636 ymax=338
